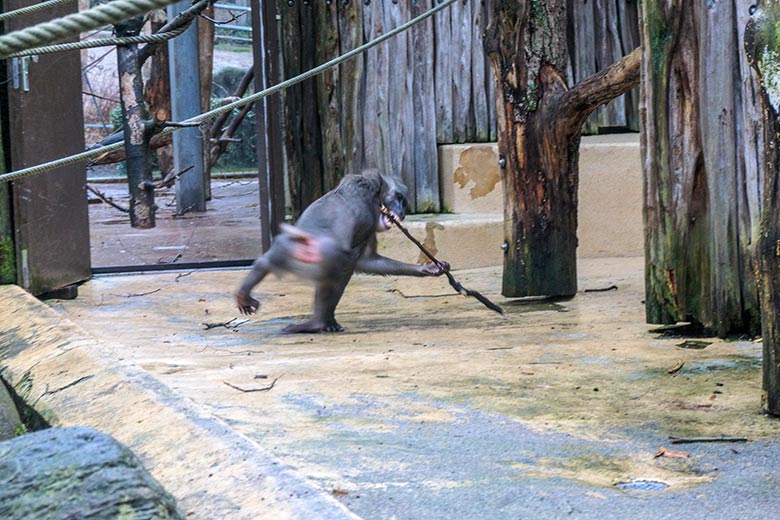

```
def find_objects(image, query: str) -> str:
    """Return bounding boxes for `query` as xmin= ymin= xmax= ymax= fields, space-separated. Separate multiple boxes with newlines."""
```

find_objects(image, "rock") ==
xmin=0 ymin=426 xmax=183 ymax=520
xmin=0 ymin=381 xmax=22 ymax=441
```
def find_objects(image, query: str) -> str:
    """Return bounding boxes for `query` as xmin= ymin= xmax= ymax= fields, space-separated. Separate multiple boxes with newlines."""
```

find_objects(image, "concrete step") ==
xmin=378 ymin=134 xmax=643 ymax=269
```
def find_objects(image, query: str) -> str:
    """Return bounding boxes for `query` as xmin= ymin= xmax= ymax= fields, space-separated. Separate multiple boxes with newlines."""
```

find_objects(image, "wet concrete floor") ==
xmin=88 ymin=179 xmax=262 ymax=268
xmin=5 ymin=256 xmax=780 ymax=519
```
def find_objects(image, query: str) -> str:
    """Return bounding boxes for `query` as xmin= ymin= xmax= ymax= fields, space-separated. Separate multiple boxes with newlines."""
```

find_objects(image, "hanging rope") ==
xmin=0 ymin=0 xmax=459 ymax=183
xmin=0 ymin=0 xmax=184 ymax=59
xmin=0 ymin=0 xmax=75 ymax=22
xmin=8 ymin=25 xmax=189 ymax=58
xmin=7 ymin=0 xmax=211 ymax=58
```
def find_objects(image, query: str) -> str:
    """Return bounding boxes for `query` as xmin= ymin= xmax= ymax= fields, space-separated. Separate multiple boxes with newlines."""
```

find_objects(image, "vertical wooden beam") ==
xmin=337 ymin=0 xmax=364 ymax=177
xmin=0 ymin=120 xmax=15 ymax=284
xmin=641 ymin=1 xmax=762 ymax=336
xmin=167 ymin=0 xmax=206 ymax=215
xmin=198 ymin=6 xmax=215 ymax=201
xmin=315 ymin=1 xmax=342 ymax=191
xmin=7 ymin=0 xmax=90 ymax=291
xmin=252 ymin=0 xmax=285 ymax=250
xmin=745 ymin=4 xmax=780 ymax=415
xmin=411 ymin=0 xmax=439 ymax=212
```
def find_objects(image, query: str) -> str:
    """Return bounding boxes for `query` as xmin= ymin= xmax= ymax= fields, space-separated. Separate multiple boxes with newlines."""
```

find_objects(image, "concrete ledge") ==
xmin=0 ymin=285 xmax=360 ymax=520
xmin=436 ymin=134 xmax=643 ymax=261
xmin=377 ymin=213 xmax=504 ymax=269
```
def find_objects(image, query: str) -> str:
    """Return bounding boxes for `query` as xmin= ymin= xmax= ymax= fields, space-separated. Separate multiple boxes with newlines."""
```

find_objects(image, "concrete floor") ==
xmin=88 ymin=179 xmax=263 ymax=267
xmin=2 ymin=257 xmax=779 ymax=519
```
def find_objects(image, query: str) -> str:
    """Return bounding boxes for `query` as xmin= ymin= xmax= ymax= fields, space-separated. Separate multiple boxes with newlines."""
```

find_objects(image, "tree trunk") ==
xmin=143 ymin=9 xmax=174 ymax=179
xmin=640 ymin=1 xmax=762 ymax=337
xmin=315 ymin=1 xmax=343 ymax=192
xmin=116 ymin=16 xmax=155 ymax=229
xmin=486 ymin=1 xmax=640 ymax=298
xmin=278 ymin=0 xmax=324 ymax=217
xmin=745 ymin=4 xmax=780 ymax=416
xmin=198 ymin=6 xmax=214 ymax=201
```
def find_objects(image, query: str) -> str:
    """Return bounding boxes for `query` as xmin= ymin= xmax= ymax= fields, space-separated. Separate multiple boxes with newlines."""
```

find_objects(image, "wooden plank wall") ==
xmin=568 ymin=0 xmax=641 ymax=133
xmin=278 ymin=0 xmax=639 ymax=215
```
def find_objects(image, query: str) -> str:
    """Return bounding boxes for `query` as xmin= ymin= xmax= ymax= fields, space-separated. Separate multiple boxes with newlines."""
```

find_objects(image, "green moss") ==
xmin=0 ymin=236 xmax=15 ymax=284
xmin=644 ymin=1 xmax=673 ymax=79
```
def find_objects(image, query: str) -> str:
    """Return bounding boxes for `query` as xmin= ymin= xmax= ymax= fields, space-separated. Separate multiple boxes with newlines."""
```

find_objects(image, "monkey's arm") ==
xmin=236 ymin=256 xmax=270 ymax=314
xmin=356 ymin=235 xmax=449 ymax=276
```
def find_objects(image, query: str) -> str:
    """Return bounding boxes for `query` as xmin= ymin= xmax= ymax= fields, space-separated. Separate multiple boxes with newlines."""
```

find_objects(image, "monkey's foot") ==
xmin=282 ymin=319 xmax=344 ymax=333
xmin=236 ymin=293 xmax=260 ymax=315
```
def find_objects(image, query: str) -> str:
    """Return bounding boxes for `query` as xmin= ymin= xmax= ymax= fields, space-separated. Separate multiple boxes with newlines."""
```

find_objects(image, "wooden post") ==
xmin=0 ymin=121 xmax=15 ymax=284
xmin=143 ymin=9 xmax=174 ymax=180
xmin=252 ymin=0 xmax=285 ymax=250
xmin=486 ymin=1 xmax=639 ymax=298
xmin=198 ymin=5 xmax=215 ymax=201
xmin=745 ymin=4 xmax=780 ymax=416
xmin=314 ymin=1 xmax=343 ymax=192
xmin=411 ymin=0 xmax=439 ymax=213
xmin=116 ymin=15 xmax=156 ymax=228
xmin=640 ymin=1 xmax=763 ymax=337
xmin=167 ymin=0 xmax=206 ymax=215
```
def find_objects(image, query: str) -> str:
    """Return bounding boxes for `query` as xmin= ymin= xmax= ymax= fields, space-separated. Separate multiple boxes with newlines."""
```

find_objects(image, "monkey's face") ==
xmin=377 ymin=176 xmax=409 ymax=232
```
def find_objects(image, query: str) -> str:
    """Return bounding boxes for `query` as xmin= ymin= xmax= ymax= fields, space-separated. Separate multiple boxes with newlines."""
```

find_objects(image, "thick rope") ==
xmin=8 ymin=0 xmax=211 ymax=58
xmin=0 ymin=0 xmax=75 ymax=22
xmin=0 ymin=0 xmax=458 ymax=183
xmin=0 ymin=0 xmax=183 ymax=59
xmin=8 ymin=24 xmax=188 ymax=57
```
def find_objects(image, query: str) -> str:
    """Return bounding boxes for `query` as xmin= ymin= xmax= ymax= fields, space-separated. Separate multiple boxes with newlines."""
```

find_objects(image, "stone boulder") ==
xmin=0 ymin=426 xmax=183 ymax=519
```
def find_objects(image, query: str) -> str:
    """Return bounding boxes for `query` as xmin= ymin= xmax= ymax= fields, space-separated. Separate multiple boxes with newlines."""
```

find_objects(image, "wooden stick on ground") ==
xmin=381 ymin=206 xmax=504 ymax=315
xmin=668 ymin=436 xmax=750 ymax=444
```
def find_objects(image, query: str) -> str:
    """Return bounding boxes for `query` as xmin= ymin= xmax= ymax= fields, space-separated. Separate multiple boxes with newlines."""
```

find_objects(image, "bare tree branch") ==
xmin=556 ymin=47 xmax=641 ymax=128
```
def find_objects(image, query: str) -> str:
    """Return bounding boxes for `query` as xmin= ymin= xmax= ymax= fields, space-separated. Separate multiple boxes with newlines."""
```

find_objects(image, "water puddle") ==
xmin=615 ymin=479 xmax=669 ymax=491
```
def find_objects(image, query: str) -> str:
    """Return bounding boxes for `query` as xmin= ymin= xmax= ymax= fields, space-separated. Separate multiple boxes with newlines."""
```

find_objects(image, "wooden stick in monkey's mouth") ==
xmin=380 ymin=205 xmax=505 ymax=315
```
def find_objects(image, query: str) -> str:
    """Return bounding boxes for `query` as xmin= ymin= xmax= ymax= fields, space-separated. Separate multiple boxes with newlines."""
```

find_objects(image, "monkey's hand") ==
xmin=236 ymin=291 xmax=260 ymax=315
xmin=420 ymin=261 xmax=450 ymax=276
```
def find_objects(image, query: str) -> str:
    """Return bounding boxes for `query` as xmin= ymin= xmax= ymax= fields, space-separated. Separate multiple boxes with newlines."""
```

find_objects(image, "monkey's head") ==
xmin=376 ymin=174 xmax=409 ymax=232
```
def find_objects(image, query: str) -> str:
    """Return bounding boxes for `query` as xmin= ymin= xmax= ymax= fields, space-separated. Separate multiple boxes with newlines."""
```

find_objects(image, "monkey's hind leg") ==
xmin=282 ymin=277 xmax=351 ymax=333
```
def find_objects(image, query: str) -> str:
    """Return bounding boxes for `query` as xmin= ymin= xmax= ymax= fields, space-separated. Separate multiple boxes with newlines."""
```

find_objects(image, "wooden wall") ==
xmin=568 ymin=0 xmax=641 ymax=134
xmin=278 ymin=0 xmax=639 ymax=215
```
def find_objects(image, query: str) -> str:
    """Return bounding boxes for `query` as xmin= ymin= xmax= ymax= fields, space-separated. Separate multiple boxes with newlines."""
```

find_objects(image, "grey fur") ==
xmin=235 ymin=169 xmax=447 ymax=333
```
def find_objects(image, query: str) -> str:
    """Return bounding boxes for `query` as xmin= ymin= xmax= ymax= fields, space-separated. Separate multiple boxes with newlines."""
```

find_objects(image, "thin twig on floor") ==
xmin=386 ymin=288 xmax=451 ymax=299
xmin=584 ymin=285 xmax=619 ymax=293
xmin=223 ymin=375 xmax=282 ymax=393
xmin=112 ymin=288 xmax=161 ymax=298
xmin=669 ymin=436 xmax=750 ymax=444
xmin=202 ymin=317 xmax=249 ymax=330
xmin=86 ymin=184 xmax=130 ymax=213
xmin=175 ymin=270 xmax=195 ymax=282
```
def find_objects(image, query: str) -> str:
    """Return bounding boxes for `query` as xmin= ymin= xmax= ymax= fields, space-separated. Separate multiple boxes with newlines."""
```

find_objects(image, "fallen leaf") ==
xmin=668 ymin=360 xmax=685 ymax=374
xmin=654 ymin=446 xmax=690 ymax=459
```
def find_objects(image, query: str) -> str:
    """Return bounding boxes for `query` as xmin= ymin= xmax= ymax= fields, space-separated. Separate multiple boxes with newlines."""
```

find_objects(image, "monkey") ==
xmin=236 ymin=169 xmax=449 ymax=333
